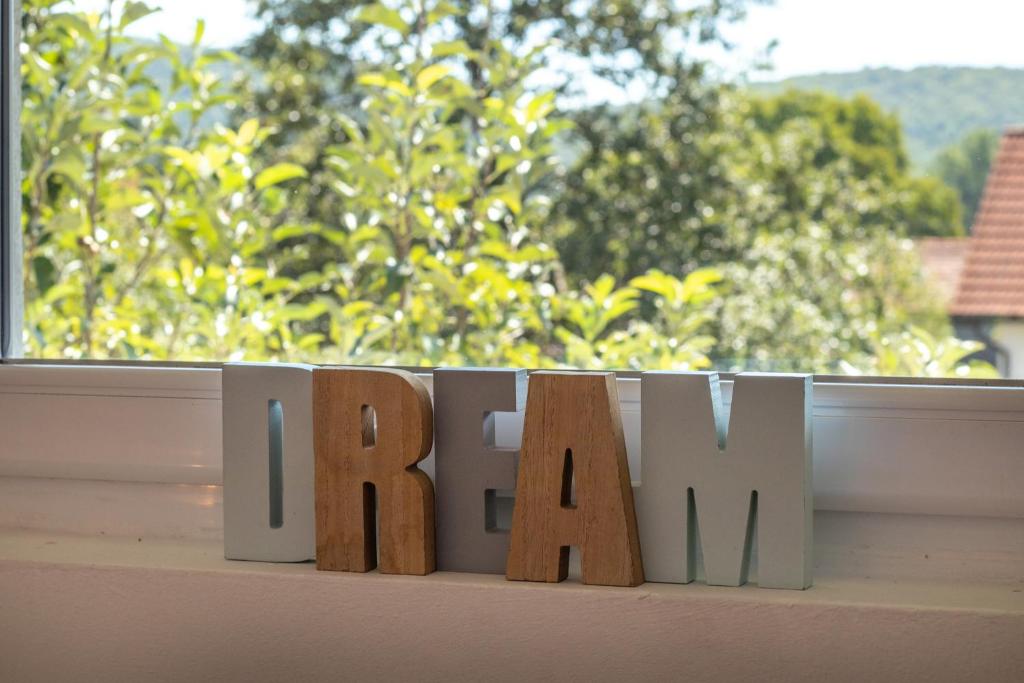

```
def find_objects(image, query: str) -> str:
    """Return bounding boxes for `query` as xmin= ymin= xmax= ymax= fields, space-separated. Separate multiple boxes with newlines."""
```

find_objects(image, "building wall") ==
xmin=991 ymin=319 xmax=1024 ymax=377
xmin=952 ymin=317 xmax=1009 ymax=375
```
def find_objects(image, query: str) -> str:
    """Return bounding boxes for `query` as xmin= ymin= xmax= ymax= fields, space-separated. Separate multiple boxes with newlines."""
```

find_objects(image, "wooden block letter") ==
xmin=506 ymin=372 xmax=644 ymax=587
xmin=314 ymin=367 xmax=435 ymax=575
xmin=434 ymin=368 xmax=526 ymax=573
xmin=639 ymin=371 xmax=812 ymax=589
xmin=222 ymin=362 xmax=315 ymax=562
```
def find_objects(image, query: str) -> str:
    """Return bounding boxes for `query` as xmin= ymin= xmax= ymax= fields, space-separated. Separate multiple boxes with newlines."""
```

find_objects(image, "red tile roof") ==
xmin=917 ymin=237 xmax=968 ymax=305
xmin=951 ymin=127 xmax=1024 ymax=318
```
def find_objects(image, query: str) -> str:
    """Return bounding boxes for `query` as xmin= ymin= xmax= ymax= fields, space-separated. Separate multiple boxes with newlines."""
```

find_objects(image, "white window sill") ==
xmin=3 ymin=528 xmax=1022 ymax=613
xmin=1 ymin=364 xmax=1023 ymax=679
xmin=1 ymin=528 xmax=1022 ymax=681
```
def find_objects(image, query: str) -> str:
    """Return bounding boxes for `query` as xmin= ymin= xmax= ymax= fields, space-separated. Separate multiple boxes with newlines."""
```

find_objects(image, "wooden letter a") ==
xmin=314 ymin=367 xmax=435 ymax=575
xmin=506 ymin=372 xmax=644 ymax=586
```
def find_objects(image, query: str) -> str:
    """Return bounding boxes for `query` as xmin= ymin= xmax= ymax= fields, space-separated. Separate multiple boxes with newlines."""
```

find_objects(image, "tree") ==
xmin=306 ymin=0 xmax=722 ymax=369
xmin=228 ymin=0 xmax=751 ymax=367
xmin=233 ymin=0 xmax=761 ymax=257
xmin=20 ymin=0 xmax=721 ymax=370
xmin=241 ymin=0 xmax=757 ymax=107
xmin=747 ymin=91 xmax=963 ymax=238
xmin=708 ymin=92 xmax=957 ymax=370
xmin=550 ymin=89 xmax=738 ymax=284
xmin=931 ymin=128 xmax=1000 ymax=230
xmin=21 ymin=0 xmax=319 ymax=358
xmin=549 ymin=88 xmax=962 ymax=370
xmin=554 ymin=90 xmax=965 ymax=288
xmin=18 ymin=0 xmax=996 ymax=378
xmin=839 ymin=326 xmax=999 ymax=378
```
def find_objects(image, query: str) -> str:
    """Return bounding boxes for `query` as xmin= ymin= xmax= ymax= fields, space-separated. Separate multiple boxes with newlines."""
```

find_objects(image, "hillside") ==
xmin=753 ymin=66 xmax=1024 ymax=166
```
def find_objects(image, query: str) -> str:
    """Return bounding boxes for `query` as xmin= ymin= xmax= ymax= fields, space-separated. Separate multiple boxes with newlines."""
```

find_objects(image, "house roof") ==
xmin=917 ymin=237 xmax=968 ymax=305
xmin=951 ymin=127 xmax=1024 ymax=317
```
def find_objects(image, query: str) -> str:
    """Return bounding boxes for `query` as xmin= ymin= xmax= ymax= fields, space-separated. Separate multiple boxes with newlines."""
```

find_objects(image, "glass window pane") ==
xmin=17 ymin=0 xmax=1023 ymax=378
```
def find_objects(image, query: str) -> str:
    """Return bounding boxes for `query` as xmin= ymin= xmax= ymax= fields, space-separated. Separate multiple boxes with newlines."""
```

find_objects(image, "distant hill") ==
xmin=753 ymin=67 xmax=1024 ymax=167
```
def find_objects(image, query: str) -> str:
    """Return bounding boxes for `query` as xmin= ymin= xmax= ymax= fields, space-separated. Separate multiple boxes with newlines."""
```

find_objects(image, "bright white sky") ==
xmin=728 ymin=0 xmax=1024 ymax=80
xmin=71 ymin=0 xmax=1024 ymax=80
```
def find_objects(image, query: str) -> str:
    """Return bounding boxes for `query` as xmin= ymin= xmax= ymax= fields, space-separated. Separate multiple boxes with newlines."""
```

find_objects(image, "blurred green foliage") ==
xmin=839 ymin=327 xmax=999 ymax=379
xmin=18 ymin=0 xmax=996 ymax=378
xmin=20 ymin=0 xmax=721 ymax=370
xmin=932 ymin=129 xmax=1000 ymax=230
xmin=22 ymin=0 xmax=317 ymax=359
xmin=753 ymin=66 xmax=1024 ymax=168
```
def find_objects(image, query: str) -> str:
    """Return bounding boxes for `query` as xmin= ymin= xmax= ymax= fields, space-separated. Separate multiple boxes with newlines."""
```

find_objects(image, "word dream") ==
xmin=223 ymin=365 xmax=812 ymax=589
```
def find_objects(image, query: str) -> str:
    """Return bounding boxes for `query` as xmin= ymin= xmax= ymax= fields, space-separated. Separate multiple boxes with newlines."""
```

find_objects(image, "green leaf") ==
xmin=630 ymin=271 xmax=676 ymax=299
xmin=240 ymin=268 xmax=267 ymax=286
xmin=281 ymin=301 xmax=329 ymax=322
xmin=431 ymin=40 xmax=474 ymax=59
xmin=261 ymin=277 xmax=296 ymax=295
xmin=357 ymin=72 xmax=412 ymax=97
xmin=49 ymin=12 xmax=94 ymax=39
xmin=32 ymin=256 xmax=57 ymax=295
xmin=354 ymin=4 xmax=409 ymax=35
xmin=163 ymin=147 xmax=198 ymax=176
xmin=237 ymin=119 xmax=259 ymax=146
xmin=254 ymin=163 xmax=308 ymax=191
xmin=296 ymin=333 xmax=327 ymax=350
xmin=333 ymin=113 xmax=363 ymax=142
xmin=427 ymin=1 xmax=461 ymax=23
xmin=525 ymin=92 xmax=556 ymax=122
xmin=272 ymin=224 xmax=316 ymax=241
xmin=192 ymin=18 xmax=205 ymax=47
xmin=490 ymin=187 xmax=522 ymax=214
xmin=120 ymin=1 xmax=157 ymax=29
xmin=416 ymin=64 xmax=450 ymax=91
xmin=47 ymin=151 xmax=86 ymax=184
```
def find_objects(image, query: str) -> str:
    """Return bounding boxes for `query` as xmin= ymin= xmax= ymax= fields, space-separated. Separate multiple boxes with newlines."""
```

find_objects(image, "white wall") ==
xmin=992 ymin=320 xmax=1024 ymax=377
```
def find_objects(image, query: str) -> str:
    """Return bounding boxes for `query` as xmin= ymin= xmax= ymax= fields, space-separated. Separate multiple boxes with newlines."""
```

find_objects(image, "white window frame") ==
xmin=0 ymin=0 xmax=1021 ymax=570
xmin=0 ymin=0 xmax=20 ymax=359
xmin=0 ymin=362 xmax=1022 ymax=583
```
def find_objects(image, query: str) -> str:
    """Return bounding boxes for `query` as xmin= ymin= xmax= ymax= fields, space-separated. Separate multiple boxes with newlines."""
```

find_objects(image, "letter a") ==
xmin=506 ymin=372 xmax=643 ymax=587
xmin=314 ymin=367 xmax=435 ymax=575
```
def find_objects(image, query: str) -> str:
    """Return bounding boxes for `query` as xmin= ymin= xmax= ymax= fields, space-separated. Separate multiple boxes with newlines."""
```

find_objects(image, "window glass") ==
xmin=17 ymin=0 xmax=1023 ymax=377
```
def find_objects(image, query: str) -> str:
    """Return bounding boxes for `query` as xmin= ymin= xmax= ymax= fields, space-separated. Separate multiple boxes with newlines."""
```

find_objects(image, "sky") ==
xmin=71 ymin=0 xmax=1024 ymax=80
xmin=726 ymin=0 xmax=1024 ymax=80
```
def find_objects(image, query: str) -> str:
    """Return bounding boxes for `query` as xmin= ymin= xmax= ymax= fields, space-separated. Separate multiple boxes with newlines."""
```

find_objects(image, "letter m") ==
xmin=638 ymin=372 xmax=812 ymax=589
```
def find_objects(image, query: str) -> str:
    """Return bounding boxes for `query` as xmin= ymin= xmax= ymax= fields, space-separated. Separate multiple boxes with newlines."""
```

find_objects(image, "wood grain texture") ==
xmin=314 ymin=367 xmax=435 ymax=575
xmin=506 ymin=371 xmax=644 ymax=587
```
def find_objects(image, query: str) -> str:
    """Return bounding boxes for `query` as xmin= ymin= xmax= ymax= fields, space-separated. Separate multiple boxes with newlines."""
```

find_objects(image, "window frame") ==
xmin=2 ymin=362 xmax=1023 ymax=519
xmin=0 ymin=6 xmax=1021 ymax=654
xmin=0 ymin=0 xmax=20 ymax=359
xmin=1 ymin=362 xmax=1023 ymax=592
xmin=0 ymin=0 xmax=1018 ymax=385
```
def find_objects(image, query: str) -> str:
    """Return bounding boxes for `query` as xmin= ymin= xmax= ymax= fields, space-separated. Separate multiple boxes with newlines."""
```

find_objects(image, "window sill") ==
xmin=2 ymin=528 xmax=1022 ymax=613
xmin=2 ymin=363 xmax=1024 ymax=584
xmin=1 ymin=364 xmax=1023 ymax=678
xmin=1 ymin=528 xmax=1022 ymax=681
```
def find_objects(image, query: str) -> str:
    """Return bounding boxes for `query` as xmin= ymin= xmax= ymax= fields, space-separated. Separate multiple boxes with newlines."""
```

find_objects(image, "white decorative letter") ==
xmin=639 ymin=371 xmax=812 ymax=589
xmin=223 ymin=362 xmax=315 ymax=561
xmin=433 ymin=367 xmax=526 ymax=573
